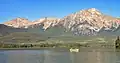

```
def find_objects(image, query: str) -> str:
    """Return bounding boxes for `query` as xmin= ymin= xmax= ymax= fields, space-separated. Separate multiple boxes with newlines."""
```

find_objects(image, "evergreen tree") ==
xmin=115 ymin=36 xmax=120 ymax=48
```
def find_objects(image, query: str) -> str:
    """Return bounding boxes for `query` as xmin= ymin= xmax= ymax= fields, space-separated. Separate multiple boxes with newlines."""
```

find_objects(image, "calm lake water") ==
xmin=0 ymin=48 xmax=120 ymax=63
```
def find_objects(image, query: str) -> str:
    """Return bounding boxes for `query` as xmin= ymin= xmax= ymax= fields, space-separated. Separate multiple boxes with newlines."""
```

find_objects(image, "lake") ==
xmin=0 ymin=48 xmax=120 ymax=63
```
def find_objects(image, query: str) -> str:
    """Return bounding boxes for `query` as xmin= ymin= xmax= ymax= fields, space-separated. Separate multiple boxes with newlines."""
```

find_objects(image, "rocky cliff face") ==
xmin=31 ymin=17 xmax=61 ymax=30
xmin=3 ymin=8 xmax=120 ymax=35
xmin=60 ymin=8 xmax=120 ymax=35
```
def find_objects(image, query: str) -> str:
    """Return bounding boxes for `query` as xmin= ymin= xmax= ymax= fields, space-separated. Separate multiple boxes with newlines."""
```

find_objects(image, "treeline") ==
xmin=115 ymin=36 xmax=120 ymax=49
xmin=0 ymin=42 xmax=87 ymax=48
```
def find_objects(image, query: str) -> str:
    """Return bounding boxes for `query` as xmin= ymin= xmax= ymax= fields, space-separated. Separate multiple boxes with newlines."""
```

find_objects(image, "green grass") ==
xmin=0 ymin=32 xmax=49 ymax=43
xmin=0 ymin=32 xmax=117 ymax=43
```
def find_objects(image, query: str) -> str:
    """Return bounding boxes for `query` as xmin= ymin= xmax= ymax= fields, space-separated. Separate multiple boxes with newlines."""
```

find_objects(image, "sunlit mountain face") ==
xmin=1 ymin=8 xmax=120 ymax=36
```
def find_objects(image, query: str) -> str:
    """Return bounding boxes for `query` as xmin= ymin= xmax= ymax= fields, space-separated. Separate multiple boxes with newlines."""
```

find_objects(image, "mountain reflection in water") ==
xmin=0 ymin=48 xmax=119 ymax=63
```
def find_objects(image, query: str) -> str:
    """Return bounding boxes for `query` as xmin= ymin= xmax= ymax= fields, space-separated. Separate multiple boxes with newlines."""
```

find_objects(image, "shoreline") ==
xmin=0 ymin=47 xmax=70 ymax=50
xmin=0 ymin=48 xmax=52 ymax=50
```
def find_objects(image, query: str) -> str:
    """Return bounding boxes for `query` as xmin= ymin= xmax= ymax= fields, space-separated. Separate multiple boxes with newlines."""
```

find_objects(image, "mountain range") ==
xmin=2 ymin=8 xmax=120 ymax=36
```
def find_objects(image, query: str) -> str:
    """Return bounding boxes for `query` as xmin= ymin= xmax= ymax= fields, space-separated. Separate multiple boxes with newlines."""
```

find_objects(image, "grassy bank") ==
xmin=0 ymin=42 xmax=115 ymax=50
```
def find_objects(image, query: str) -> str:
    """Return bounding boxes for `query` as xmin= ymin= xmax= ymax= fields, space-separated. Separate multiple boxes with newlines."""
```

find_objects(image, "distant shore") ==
xmin=0 ymin=47 xmax=53 ymax=50
xmin=0 ymin=47 xmax=70 ymax=50
xmin=0 ymin=42 xmax=115 ymax=50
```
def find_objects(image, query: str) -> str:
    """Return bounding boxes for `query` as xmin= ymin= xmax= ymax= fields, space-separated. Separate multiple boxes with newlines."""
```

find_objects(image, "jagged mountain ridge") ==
xmin=29 ymin=17 xmax=61 ymax=30
xmin=3 ymin=8 xmax=120 ymax=35
xmin=60 ymin=8 xmax=120 ymax=35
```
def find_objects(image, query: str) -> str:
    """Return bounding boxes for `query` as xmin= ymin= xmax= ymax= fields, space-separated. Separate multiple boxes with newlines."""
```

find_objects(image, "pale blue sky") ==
xmin=0 ymin=0 xmax=120 ymax=23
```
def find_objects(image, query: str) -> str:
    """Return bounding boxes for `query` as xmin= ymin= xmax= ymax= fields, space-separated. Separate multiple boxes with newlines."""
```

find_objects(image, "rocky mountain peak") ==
xmin=61 ymin=8 xmax=120 ymax=35
xmin=87 ymin=8 xmax=102 ymax=15
xmin=76 ymin=8 xmax=102 ymax=18
xmin=4 ymin=17 xmax=32 ymax=28
xmin=87 ymin=8 xmax=99 ymax=12
xmin=16 ymin=17 xmax=29 ymax=22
